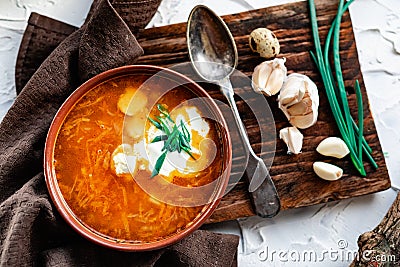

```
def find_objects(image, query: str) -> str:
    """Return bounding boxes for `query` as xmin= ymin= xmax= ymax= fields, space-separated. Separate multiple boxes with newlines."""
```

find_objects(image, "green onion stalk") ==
xmin=308 ymin=0 xmax=377 ymax=176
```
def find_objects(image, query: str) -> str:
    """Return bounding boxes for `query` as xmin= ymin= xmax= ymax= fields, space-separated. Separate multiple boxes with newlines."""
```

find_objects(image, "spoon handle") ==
xmin=219 ymin=77 xmax=280 ymax=217
xmin=219 ymin=78 xmax=258 ymax=161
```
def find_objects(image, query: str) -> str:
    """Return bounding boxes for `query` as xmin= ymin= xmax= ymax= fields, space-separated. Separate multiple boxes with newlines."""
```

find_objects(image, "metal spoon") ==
xmin=187 ymin=5 xmax=280 ymax=217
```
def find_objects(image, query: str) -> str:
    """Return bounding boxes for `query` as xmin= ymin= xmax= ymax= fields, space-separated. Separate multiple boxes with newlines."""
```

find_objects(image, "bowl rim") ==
xmin=44 ymin=64 xmax=232 ymax=251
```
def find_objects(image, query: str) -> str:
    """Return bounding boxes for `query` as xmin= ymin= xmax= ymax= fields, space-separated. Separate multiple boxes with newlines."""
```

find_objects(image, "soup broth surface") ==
xmin=54 ymin=74 xmax=224 ymax=242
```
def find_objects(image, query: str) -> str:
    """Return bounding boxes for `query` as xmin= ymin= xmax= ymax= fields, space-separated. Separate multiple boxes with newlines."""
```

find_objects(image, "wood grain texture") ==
xmin=136 ymin=0 xmax=391 ymax=223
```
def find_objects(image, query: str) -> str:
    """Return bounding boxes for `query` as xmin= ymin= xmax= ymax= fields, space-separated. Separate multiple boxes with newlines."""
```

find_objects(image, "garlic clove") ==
xmin=279 ymin=126 xmax=303 ymax=154
xmin=266 ymin=66 xmax=286 ymax=96
xmin=278 ymin=73 xmax=319 ymax=129
xmin=286 ymin=97 xmax=311 ymax=116
xmin=253 ymin=61 xmax=273 ymax=93
xmin=313 ymin=161 xmax=343 ymax=181
xmin=251 ymin=58 xmax=287 ymax=96
xmin=277 ymin=86 xmax=299 ymax=106
xmin=316 ymin=137 xmax=350 ymax=159
xmin=289 ymin=113 xmax=317 ymax=129
xmin=278 ymin=75 xmax=306 ymax=106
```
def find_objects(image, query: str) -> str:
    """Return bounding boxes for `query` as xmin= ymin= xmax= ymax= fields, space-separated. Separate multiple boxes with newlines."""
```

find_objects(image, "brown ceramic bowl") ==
xmin=44 ymin=65 xmax=232 ymax=251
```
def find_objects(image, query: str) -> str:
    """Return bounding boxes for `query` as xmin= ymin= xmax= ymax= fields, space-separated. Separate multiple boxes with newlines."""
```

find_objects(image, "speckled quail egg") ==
xmin=249 ymin=28 xmax=280 ymax=59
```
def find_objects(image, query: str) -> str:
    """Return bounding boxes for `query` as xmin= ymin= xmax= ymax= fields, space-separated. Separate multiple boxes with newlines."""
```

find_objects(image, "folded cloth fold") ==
xmin=0 ymin=0 xmax=239 ymax=266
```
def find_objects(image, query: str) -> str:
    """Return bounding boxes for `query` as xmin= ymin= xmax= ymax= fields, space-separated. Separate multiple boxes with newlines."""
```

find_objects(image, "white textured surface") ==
xmin=1 ymin=0 xmax=399 ymax=266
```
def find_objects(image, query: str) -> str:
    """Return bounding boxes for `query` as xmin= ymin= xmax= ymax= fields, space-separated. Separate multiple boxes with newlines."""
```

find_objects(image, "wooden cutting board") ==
xmin=136 ymin=0 xmax=391 ymax=223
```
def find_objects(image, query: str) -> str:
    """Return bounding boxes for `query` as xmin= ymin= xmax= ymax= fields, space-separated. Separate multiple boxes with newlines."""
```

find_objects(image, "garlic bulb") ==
xmin=278 ymin=73 xmax=319 ymax=129
xmin=252 ymin=58 xmax=287 ymax=96
xmin=316 ymin=137 xmax=350 ymax=159
xmin=313 ymin=161 xmax=343 ymax=181
xmin=279 ymin=126 xmax=303 ymax=154
xmin=249 ymin=28 xmax=280 ymax=59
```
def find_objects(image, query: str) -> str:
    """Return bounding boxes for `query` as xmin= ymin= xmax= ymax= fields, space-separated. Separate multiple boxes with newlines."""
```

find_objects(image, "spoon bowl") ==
xmin=187 ymin=5 xmax=237 ymax=81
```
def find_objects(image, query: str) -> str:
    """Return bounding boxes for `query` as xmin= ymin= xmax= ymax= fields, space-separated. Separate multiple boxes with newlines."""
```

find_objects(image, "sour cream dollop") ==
xmin=112 ymin=106 xmax=216 ymax=178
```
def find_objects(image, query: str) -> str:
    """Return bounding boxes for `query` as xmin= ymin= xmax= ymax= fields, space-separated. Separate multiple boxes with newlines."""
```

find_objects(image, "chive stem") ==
xmin=355 ymin=80 xmax=363 ymax=161
xmin=148 ymin=104 xmax=196 ymax=177
xmin=332 ymin=0 xmax=357 ymax=154
xmin=308 ymin=0 xmax=375 ymax=176
xmin=352 ymin=120 xmax=372 ymax=154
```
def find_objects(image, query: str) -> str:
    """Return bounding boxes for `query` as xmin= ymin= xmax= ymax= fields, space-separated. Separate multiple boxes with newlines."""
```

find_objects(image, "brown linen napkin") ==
xmin=0 ymin=0 xmax=239 ymax=266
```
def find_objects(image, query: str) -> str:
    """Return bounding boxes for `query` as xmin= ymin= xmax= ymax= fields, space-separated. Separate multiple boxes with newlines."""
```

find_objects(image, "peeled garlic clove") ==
xmin=249 ymin=28 xmax=280 ymax=59
xmin=251 ymin=58 xmax=287 ymax=96
xmin=313 ymin=161 xmax=343 ymax=181
xmin=279 ymin=126 xmax=303 ymax=154
xmin=278 ymin=73 xmax=319 ymax=129
xmin=316 ymin=137 xmax=350 ymax=159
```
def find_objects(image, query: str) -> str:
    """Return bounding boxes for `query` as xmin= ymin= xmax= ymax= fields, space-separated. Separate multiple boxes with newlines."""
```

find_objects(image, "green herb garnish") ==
xmin=308 ymin=0 xmax=377 ymax=175
xmin=149 ymin=104 xmax=196 ymax=177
